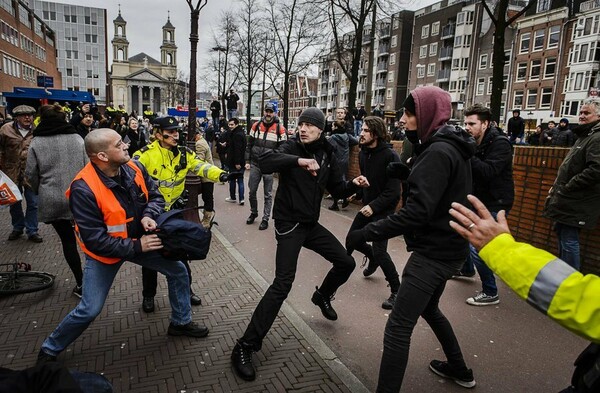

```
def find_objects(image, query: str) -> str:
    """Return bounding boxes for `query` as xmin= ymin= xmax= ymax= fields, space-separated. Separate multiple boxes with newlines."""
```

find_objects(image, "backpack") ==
xmin=154 ymin=208 xmax=212 ymax=261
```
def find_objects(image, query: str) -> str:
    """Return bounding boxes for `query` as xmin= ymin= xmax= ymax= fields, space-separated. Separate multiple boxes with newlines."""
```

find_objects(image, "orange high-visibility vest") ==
xmin=67 ymin=161 xmax=149 ymax=264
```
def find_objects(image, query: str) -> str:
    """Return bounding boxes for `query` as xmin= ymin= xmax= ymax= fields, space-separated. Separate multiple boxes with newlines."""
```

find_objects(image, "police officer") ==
xmin=133 ymin=116 xmax=232 ymax=313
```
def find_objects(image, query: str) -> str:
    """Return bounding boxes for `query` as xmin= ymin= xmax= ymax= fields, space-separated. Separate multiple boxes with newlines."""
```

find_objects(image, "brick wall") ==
xmin=347 ymin=142 xmax=600 ymax=275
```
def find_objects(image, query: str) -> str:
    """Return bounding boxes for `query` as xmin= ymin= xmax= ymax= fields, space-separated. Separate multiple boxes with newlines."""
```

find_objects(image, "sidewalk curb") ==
xmin=213 ymin=228 xmax=371 ymax=393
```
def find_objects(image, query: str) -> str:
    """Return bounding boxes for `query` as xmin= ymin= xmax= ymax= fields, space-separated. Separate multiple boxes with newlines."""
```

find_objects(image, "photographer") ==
xmin=132 ymin=116 xmax=234 ymax=313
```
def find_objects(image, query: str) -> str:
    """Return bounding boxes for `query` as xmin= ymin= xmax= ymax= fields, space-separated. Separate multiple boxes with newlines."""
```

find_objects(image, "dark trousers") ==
xmin=348 ymin=212 xmax=399 ymax=292
xmin=49 ymin=220 xmax=83 ymax=287
xmin=142 ymin=260 xmax=193 ymax=298
xmin=376 ymin=252 xmax=467 ymax=392
xmin=200 ymin=181 xmax=215 ymax=212
xmin=240 ymin=221 xmax=355 ymax=350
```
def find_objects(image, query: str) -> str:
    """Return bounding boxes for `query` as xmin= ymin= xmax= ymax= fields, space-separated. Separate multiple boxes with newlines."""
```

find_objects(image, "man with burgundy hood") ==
xmin=346 ymin=86 xmax=477 ymax=391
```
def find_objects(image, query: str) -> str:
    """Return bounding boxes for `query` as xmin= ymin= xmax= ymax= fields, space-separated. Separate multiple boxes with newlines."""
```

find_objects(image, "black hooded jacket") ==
xmin=258 ymin=134 xmax=358 ymax=224
xmin=358 ymin=143 xmax=401 ymax=218
xmin=360 ymin=86 xmax=476 ymax=261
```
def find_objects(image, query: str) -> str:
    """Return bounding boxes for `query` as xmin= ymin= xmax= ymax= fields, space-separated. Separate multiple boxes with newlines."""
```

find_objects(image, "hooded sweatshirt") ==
xmin=361 ymin=86 xmax=476 ymax=260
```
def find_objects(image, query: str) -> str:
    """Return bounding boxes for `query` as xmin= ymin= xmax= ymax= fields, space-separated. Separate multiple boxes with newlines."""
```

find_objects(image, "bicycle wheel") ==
xmin=0 ymin=271 xmax=55 ymax=295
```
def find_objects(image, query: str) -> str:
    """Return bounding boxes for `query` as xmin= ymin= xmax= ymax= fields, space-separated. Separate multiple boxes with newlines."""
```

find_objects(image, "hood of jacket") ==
xmin=411 ymin=86 xmax=452 ymax=143
xmin=33 ymin=118 xmax=77 ymax=137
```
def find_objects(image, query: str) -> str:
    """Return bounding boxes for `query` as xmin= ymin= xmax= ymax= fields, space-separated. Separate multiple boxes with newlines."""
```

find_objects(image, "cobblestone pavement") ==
xmin=0 ymin=208 xmax=361 ymax=392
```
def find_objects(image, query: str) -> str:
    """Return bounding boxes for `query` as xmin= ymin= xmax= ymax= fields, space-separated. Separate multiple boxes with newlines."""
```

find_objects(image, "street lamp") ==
xmin=212 ymin=46 xmax=226 ymax=101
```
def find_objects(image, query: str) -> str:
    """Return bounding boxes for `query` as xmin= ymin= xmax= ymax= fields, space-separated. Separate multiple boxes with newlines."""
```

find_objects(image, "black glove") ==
xmin=219 ymin=172 xmax=243 ymax=182
xmin=345 ymin=229 xmax=366 ymax=256
xmin=386 ymin=162 xmax=411 ymax=180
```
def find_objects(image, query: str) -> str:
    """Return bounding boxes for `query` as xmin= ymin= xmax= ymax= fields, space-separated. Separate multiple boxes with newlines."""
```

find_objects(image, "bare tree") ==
xmin=234 ymin=0 xmax=266 ymax=131
xmin=482 ymin=0 xmax=538 ymax=122
xmin=265 ymin=0 xmax=325 ymax=129
xmin=163 ymin=69 xmax=188 ymax=109
xmin=212 ymin=11 xmax=239 ymax=112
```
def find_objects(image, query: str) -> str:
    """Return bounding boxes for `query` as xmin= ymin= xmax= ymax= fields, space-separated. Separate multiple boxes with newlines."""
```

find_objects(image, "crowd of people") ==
xmin=0 ymin=93 xmax=599 ymax=393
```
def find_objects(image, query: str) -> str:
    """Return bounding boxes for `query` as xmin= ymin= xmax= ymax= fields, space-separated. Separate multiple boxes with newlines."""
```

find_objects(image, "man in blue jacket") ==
xmin=37 ymin=129 xmax=209 ymax=365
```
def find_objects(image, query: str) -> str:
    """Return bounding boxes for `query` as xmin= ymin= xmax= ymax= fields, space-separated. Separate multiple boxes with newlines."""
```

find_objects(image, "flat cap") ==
xmin=12 ymin=105 xmax=36 ymax=116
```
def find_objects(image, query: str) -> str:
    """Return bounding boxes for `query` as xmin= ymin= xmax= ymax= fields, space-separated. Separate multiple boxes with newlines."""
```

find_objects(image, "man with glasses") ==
xmin=244 ymin=103 xmax=287 ymax=230
xmin=0 ymin=105 xmax=42 ymax=242
xmin=133 ymin=116 xmax=231 ymax=313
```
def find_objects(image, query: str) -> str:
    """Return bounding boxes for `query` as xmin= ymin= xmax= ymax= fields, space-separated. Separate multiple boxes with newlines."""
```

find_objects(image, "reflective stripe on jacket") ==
xmin=66 ymin=161 xmax=149 ymax=264
xmin=479 ymin=233 xmax=600 ymax=343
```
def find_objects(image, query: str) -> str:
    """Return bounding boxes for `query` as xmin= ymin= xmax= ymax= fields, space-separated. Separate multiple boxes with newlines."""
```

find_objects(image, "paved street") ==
xmin=0 ymin=175 xmax=589 ymax=392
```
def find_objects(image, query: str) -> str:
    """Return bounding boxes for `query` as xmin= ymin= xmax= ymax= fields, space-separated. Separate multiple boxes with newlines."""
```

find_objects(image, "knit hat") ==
xmin=297 ymin=107 xmax=325 ymax=130
xmin=560 ymin=118 xmax=569 ymax=125
xmin=402 ymin=94 xmax=416 ymax=115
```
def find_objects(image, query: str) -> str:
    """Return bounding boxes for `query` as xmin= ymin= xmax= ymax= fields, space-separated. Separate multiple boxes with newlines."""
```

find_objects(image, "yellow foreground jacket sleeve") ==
xmin=479 ymin=233 xmax=600 ymax=344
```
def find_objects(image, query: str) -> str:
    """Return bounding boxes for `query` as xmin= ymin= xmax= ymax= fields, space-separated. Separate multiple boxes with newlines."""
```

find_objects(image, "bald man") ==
xmin=37 ymin=129 xmax=209 ymax=365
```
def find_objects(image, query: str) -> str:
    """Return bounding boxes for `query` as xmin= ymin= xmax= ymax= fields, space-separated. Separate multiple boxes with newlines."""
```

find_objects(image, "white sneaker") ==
xmin=239 ymin=200 xmax=245 ymax=205
xmin=225 ymin=197 xmax=236 ymax=203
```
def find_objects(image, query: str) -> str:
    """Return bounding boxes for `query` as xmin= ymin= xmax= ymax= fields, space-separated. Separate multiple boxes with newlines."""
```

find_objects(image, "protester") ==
xmin=231 ymin=107 xmax=368 ymax=382
xmin=225 ymin=118 xmax=246 ymax=206
xmin=346 ymin=116 xmax=401 ymax=309
xmin=327 ymin=120 xmax=358 ymax=211
xmin=553 ymin=118 xmax=575 ymax=147
xmin=449 ymin=194 xmax=600 ymax=393
xmin=194 ymin=130 xmax=216 ymax=229
xmin=25 ymin=104 xmax=88 ymax=297
xmin=0 ymin=105 xmax=42 ymax=243
xmin=346 ymin=86 xmax=477 ymax=391
xmin=543 ymin=97 xmax=600 ymax=270
xmin=224 ymin=89 xmax=239 ymax=120
xmin=124 ymin=117 xmax=147 ymax=157
xmin=527 ymin=125 xmax=543 ymax=146
xmin=542 ymin=120 xmax=558 ymax=145
xmin=37 ymin=129 xmax=210 ymax=365
xmin=507 ymin=109 xmax=525 ymax=144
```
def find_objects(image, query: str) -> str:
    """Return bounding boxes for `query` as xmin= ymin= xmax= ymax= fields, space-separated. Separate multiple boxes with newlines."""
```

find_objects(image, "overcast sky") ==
xmin=43 ymin=0 xmax=437 ymax=92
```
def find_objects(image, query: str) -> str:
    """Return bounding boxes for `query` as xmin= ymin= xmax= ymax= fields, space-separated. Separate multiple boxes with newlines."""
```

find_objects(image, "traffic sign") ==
xmin=36 ymin=76 xmax=54 ymax=88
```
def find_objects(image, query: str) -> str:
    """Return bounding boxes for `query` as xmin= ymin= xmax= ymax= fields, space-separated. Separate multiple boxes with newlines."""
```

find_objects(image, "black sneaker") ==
xmin=167 ymin=321 xmax=209 ymax=338
xmin=72 ymin=285 xmax=82 ymax=299
xmin=382 ymin=292 xmax=397 ymax=310
xmin=429 ymin=360 xmax=476 ymax=388
xmin=36 ymin=349 xmax=57 ymax=365
xmin=258 ymin=219 xmax=268 ymax=230
xmin=362 ymin=256 xmax=377 ymax=277
xmin=7 ymin=230 xmax=22 ymax=241
xmin=231 ymin=341 xmax=256 ymax=381
xmin=341 ymin=199 xmax=350 ymax=208
xmin=190 ymin=292 xmax=202 ymax=306
xmin=246 ymin=214 xmax=258 ymax=225
xmin=311 ymin=287 xmax=338 ymax=321
xmin=142 ymin=297 xmax=155 ymax=313
xmin=28 ymin=233 xmax=43 ymax=243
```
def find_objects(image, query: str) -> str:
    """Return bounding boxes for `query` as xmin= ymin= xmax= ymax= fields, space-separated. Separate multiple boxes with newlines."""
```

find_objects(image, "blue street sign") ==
xmin=36 ymin=76 xmax=54 ymax=88
xmin=269 ymin=99 xmax=279 ymax=114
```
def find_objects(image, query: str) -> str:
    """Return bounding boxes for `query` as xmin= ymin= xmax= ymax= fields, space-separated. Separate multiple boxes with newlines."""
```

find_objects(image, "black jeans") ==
xmin=376 ymin=252 xmax=467 ymax=392
xmin=200 ymin=181 xmax=214 ymax=212
xmin=241 ymin=220 xmax=356 ymax=350
xmin=348 ymin=212 xmax=400 ymax=292
xmin=142 ymin=260 xmax=193 ymax=298
xmin=50 ymin=220 xmax=82 ymax=287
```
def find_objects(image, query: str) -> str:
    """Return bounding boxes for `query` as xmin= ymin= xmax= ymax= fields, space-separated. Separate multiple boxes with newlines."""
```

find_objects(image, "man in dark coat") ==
xmin=225 ymin=117 xmax=247 ymax=204
xmin=507 ymin=109 xmax=525 ymax=144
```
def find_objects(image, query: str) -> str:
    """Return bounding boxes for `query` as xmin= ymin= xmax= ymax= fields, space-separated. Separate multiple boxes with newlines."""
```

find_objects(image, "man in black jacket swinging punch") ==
xmin=230 ymin=107 xmax=369 ymax=381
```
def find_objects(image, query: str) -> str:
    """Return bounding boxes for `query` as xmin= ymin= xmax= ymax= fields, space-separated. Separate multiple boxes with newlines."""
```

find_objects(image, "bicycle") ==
xmin=0 ymin=260 xmax=55 ymax=296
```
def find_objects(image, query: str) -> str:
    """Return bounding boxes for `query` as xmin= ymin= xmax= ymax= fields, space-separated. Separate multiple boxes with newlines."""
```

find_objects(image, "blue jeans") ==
xmin=461 ymin=211 xmax=503 ymax=296
xmin=41 ymin=253 xmax=191 ymax=356
xmin=247 ymin=164 xmax=273 ymax=220
xmin=353 ymin=120 xmax=362 ymax=136
xmin=227 ymin=109 xmax=237 ymax=120
xmin=555 ymin=222 xmax=580 ymax=270
xmin=9 ymin=185 xmax=39 ymax=235
xmin=229 ymin=168 xmax=245 ymax=201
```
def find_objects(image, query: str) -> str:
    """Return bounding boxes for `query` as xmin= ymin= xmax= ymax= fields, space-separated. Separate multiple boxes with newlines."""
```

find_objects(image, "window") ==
xmin=513 ymin=90 xmax=524 ymax=108
xmin=386 ymin=88 xmax=393 ymax=99
xmin=463 ymin=34 xmax=472 ymax=47
xmin=540 ymin=88 xmax=552 ymax=108
xmin=2 ymin=54 xmax=21 ymax=77
xmin=19 ymin=4 xmax=31 ymax=28
xmin=393 ymin=18 xmax=399 ymax=30
xmin=66 ymin=68 xmax=72 ymax=76
xmin=391 ymin=36 xmax=397 ymax=48
xmin=548 ymin=26 xmax=560 ymax=48
xmin=429 ymin=42 xmax=438 ymax=56
xmin=431 ymin=22 xmax=440 ymax=36
xmin=419 ymin=45 xmax=427 ymax=58
xmin=452 ymin=59 xmax=460 ymax=70
xmin=387 ymin=72 xmax=394 ymax=82
xmin=421 ymin=24 xmax=430 ymax=38
xmin=457 ymin=12 xmax=465 ymax=25
xmin=427 ymin=63 xmax=435 ymax=76
xmin=544 ymin=57 xmax=556 ymax=78
xmin=538 ymin=0 xmax=550 ymax=12
xmin=533 ymin=30 xmax=545 ymax=51
xmin=477 ymin=78 xmax=485 ymax=95
xmin=454 ymin=35 xmax=462 ymax=47
xmin=530 ymin=59 xmax=541 ymax=80
xmin=479 ymin=54 xmax=488 ymax=69
xmin=526 ymin=89 xmax=537 ymax=108
xmin=516 ymin=63 xmax=527 ymax=81
xmin=417 ymin=65 xmax=425 ymax=78
xmin=487 ymin=77 xmax=493 ymax=95
xmin=1 ymin=0 xmax=15 ymax=16
xmin=519 ymin=33 xmax=530 ymax=53
xmin=460 ymin=57 xmax=469 ymax=70
xmin=390 ymin=53 xmax=396 ymax=65
xmin=561 ymin=100 xmax=580 ymax=117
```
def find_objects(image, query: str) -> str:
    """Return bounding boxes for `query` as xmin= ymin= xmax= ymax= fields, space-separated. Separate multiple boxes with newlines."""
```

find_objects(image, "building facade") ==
xmin=0 ymin=0 xmax=60 ymax=113
xmin=32 ymin=0 xmax=108 ymax=105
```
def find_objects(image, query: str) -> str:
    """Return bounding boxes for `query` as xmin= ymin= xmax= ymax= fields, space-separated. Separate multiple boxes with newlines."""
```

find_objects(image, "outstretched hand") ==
xmin=449 ymin=194 xmax=510 ymax=251
xmin=220 ymin=171 xmax=243 ymax=182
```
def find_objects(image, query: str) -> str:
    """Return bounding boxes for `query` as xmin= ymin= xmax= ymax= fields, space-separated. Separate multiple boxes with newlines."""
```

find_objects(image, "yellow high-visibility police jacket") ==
xmin=133 ymin=141 xmax=224 ymax=210
xmin=480 ymin=233 xmax=600 ymax=343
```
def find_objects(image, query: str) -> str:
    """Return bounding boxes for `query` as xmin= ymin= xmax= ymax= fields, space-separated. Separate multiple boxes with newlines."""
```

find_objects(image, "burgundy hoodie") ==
xmin=411 ymin=86 xmax=451 ymax=143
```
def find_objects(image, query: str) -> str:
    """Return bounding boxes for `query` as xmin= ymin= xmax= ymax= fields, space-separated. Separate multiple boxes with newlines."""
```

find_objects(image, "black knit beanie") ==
xmin=402 ymin=94 xmax=416 ymax=115
xmin=297 ymin=107 xmax=326 ymax=130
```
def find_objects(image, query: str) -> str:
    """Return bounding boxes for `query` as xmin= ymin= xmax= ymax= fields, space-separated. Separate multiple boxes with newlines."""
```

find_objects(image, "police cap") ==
xmin=153 ymin=116 xmax=180 ymax=130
